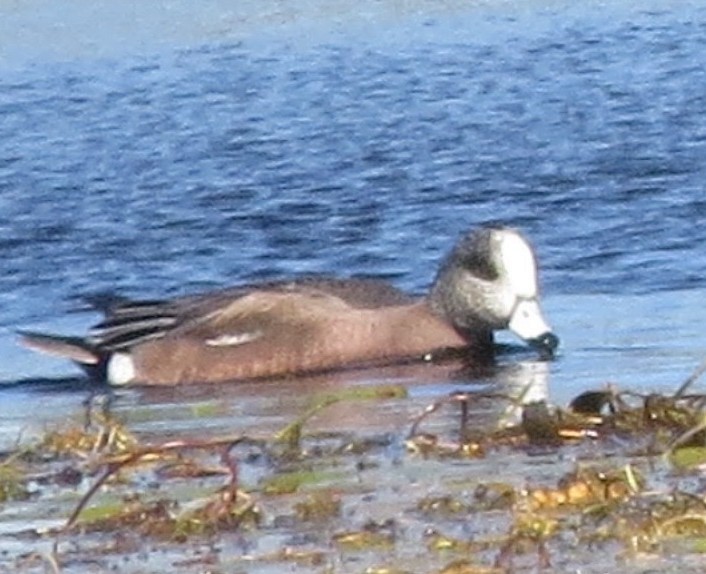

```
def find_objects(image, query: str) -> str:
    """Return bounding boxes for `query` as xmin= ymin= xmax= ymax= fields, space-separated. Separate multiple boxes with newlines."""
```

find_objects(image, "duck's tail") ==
xmin=18 ymin=331 xmax=107 ymax=380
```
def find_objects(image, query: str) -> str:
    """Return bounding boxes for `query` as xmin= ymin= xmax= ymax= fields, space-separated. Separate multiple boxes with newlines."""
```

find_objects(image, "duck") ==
xmin=19 ymin=226 xmax=558 ymax=386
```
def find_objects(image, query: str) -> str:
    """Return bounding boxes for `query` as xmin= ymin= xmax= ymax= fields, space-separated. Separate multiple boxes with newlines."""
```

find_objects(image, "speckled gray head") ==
xmin=428 ymin=227 xmax=558 ymax=356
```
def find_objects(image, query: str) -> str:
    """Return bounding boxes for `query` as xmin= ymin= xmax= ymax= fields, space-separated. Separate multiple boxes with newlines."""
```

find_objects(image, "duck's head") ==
xmin=428 ymin=227 xmax=559 ymax=357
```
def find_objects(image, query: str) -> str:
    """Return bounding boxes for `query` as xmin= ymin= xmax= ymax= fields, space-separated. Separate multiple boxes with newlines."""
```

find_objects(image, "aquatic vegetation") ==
xmin=4 ymin=362 xmax=706 ymax=572
xmin=0 ymin=460 xmax=30 ymax=502
xmin=274 ymin=383 xmax=408 ymax=454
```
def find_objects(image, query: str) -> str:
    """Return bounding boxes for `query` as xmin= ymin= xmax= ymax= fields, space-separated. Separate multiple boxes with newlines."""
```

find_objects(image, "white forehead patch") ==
xmin=498 ymin=231 xmax=538 ymax=298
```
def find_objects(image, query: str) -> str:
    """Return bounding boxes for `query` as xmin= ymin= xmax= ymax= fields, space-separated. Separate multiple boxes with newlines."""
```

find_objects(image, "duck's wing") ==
xmin=88 ymin=298 xmax=189 ymax=351
xmin=88 ymin=279 xmax=390 ymax=351
xmin=20 ymin=278 xmax=413 ymax=370
xmin=129 ymin=287 xmax=392 ymax=383
xmin=19 ymin=286 xmax=364 ymax=384
xmin=268 ymin=277 xmax=415 ymax=309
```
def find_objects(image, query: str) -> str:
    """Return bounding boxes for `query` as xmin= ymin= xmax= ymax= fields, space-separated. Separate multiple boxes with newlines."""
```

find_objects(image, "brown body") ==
xmin=129 ymin=294 xmax=481 ymax=385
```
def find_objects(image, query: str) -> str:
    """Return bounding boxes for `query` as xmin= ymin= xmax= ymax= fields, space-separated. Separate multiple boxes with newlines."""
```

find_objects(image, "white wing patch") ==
xmin=205 ymin=330 xmax=262 ymax=347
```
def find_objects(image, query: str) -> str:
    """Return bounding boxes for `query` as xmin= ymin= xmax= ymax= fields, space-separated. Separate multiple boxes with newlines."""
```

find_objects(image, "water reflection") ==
xmin=0 ymin=352 xmax=555 ymax=453
xmin=495 ymin=360 xmax=551 ymax=427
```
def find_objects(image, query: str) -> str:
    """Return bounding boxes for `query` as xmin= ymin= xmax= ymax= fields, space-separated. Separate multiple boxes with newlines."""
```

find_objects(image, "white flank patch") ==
xmin=107 ymin=352 xmax=136 ymax=386
xmin=499 ymin=231 xmax=538 ymax=298
xmin=205 ymin=330 xmax=262 ymax=347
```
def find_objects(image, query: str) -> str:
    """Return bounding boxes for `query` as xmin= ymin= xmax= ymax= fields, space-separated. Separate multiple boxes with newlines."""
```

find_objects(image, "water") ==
xmin=3 ymin=2 xmax=706 ymax=572
xmin=2 ymin=0 xmax=706 ymax=452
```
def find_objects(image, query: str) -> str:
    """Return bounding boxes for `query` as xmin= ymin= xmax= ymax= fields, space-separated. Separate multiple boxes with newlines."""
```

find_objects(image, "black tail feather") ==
xmin=18 ymin=331 xmax=108 ymax=381
xmin=18 ymin=331 xmax=98 ymax=363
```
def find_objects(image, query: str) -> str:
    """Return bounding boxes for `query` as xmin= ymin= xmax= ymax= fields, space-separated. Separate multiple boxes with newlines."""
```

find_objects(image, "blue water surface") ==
xmin=2 ymin=0 xmax=706 ymax=445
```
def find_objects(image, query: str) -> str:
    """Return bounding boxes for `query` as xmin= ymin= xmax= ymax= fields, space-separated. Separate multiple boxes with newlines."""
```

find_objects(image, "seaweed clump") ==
xmin=404 ymin=361 xmax=706 ymax=570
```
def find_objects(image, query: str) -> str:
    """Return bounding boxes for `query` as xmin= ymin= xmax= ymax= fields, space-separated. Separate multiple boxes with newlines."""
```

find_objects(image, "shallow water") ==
xmin=2 ymin=0 xmax=706 ymax=570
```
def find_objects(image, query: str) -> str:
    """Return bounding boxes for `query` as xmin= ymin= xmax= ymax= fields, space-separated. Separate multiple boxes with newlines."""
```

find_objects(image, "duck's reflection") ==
xmin=493 ymin=359 xmax=551 ymax=428
xmin=6 ymin=352 xmax=554 ymax=449
xmin=102 ymin=355 xmax=554 ymax=443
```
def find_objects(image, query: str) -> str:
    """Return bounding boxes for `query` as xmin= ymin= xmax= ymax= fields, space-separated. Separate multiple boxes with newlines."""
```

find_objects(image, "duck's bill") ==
xmin=527 ymin=332 xmax=560 ymax=359
xmin=508 ymin=299 xmax=559 ymax=358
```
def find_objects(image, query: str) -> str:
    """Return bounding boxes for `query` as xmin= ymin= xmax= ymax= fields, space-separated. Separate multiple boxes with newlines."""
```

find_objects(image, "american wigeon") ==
xmin=19 ymin=226 xmax=558 ymax=386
